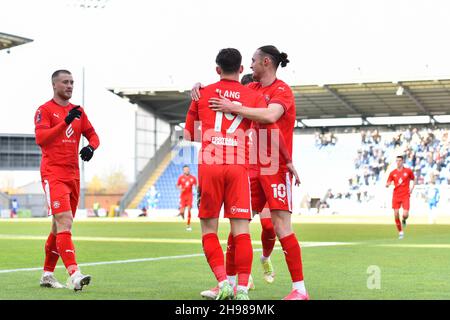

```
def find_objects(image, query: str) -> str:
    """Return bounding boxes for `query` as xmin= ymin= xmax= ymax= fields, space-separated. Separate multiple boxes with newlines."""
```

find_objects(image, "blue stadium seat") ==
xmin=138 ymin=144 xmax=199 ymax=209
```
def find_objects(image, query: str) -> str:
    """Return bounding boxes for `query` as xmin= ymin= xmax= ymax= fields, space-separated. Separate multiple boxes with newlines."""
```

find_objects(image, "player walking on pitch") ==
xmin=35 ymin=70 xmax=100 ymax=290
xmin=193 ymin=45 xmax=307 ymax=300
xmin=176 ymin=165 xmax=197 ymax=231
xmin=386 ymin=155 xmax=415 ymax=239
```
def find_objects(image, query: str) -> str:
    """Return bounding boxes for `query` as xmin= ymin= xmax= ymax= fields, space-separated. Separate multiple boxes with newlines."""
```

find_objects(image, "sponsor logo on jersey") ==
xmin=230 ymin=206 xmax=249 ymax=214
xmin=211 ymin=136 xmax=238 ymax=146
xmin=66 ymin=124 xmax=74 ymax=138
xmin=53 ymin=113 xmax=60 ymax=118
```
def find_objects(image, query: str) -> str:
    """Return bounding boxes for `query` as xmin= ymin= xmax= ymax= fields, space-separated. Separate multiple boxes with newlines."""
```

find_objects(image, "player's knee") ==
xmin=271 ymin=217 xmax=292 ymax=239
xmin=200 ymin=218 xmax=218 ymax=235
xmin=230 ymin=219 xmax=250 ymax=236
xmin=54 ymin=211 xmax=73 ymax=232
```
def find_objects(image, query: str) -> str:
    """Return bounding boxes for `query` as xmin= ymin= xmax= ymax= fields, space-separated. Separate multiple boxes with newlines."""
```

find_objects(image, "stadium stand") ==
xmin=113 ymin=79 xmax=450 ymax=216
xmin=138 ymin=143 xmax=199 ymax=210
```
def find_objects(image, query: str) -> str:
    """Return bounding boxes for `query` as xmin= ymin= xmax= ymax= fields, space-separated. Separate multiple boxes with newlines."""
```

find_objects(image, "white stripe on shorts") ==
xmin=286 ymin=172 xmax=292 ymax=212
xmin=43 ymin=179 xmax=52 ymax=216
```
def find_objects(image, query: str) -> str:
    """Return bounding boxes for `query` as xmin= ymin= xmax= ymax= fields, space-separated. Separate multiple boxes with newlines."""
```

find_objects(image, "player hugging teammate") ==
xmin=186 ymin=46 xmax=307 ymax=300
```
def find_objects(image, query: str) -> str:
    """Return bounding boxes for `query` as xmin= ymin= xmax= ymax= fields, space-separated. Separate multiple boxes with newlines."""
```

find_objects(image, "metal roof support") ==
xmin=323 ymin=85 xmax=361 ymax=115
xmin=399 ymin=84 xmax=430 ymax=114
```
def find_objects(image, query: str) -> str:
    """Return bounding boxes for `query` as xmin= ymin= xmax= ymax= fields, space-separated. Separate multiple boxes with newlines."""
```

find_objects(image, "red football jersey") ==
xmin=387 ymin=167 xmax=415 ymax=197
xmin=185 ymin=79 xmax=267 ymax=165
xmin=177 ymin=174 xmax=197 ymax=197
xmin=34 ymin=99 xmax=100 ymax=181
xmin=248 ymin=79 xmax=296 ymax=170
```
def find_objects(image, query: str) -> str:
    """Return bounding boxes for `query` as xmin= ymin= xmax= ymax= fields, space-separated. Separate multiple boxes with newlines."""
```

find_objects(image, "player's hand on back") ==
xmin=191 ymin=82 xmax=204 ymax=101
xmin=65 ymin=106 xmax=82 ymax=125
xmin=79 ymin=145 xmax=95 ymax=161
xmin=209 ymin=97 xmax=237 ymax=114
xmin=286 ymin=162 xmax=301 ymax=186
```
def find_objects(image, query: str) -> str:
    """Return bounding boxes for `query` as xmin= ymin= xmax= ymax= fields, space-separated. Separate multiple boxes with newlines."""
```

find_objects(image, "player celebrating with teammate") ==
xmin=386 ymin=155 xmax=415 ymax=239
xmin=176 ymin=165 xmax=197 ymax=231
xmin=35 ymin=70 xmax=100 ymax=290
xmin=185 ymin=48 xmax=274 ymax=300
xmin=193 ymin=45 xmax=308 ymax=300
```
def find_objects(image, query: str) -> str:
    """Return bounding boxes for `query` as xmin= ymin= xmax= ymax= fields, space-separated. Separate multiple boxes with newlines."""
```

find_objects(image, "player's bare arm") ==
xmin=286 ymin=162 xmax=301 ymax=186
xmin=410 ymin=180 xmax=416 ymax=194
xmin=209 ymin=97 xmax=285 ymax=124
xmin=190 ymin=82 xmax=205 ymax=101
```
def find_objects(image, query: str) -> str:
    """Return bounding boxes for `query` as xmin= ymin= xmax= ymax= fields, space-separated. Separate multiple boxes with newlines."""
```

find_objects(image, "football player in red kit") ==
xmin=176 ymin=165 xmax=197 ymax=231
xmin=386 ymin=155 xmax=415 ymax=239
xmin=192 ymin=45 xmax=308 ymax=300
xmin=35 ymin=70 xmax=100 ymax=291
xmin=185 ymin=48 xmax=263 ymax=300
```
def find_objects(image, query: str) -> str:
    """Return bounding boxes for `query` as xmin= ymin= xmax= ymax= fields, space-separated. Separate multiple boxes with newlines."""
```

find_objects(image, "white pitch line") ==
xmin=376 ymin=244 xmax=450 ymax=249
xmin=0 ymin=242 xmax=353 ymax=275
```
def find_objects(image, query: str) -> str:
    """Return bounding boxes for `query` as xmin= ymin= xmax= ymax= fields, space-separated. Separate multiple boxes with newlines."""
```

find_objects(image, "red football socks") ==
xmin=395 ymin=217 xmax=403 ymax=232
xmin=56 ymin=231 xmax=78 ymax=276
xmin=225 ymin=232 xmax=236 ymax=276
xmin=187 ymin=209 xmax=191 ymax=226
xmin=202 ymin=233 xmax=227 ymax=283
xmin=234 ymin=233 xmax=253 ymax=287
xmin=279 ymin=233 xmax=304 ymax=282
xmin=260 ymin=218 xmax=276 ymax=258
xmin=43 ymin=233 xmax=59 ymax=272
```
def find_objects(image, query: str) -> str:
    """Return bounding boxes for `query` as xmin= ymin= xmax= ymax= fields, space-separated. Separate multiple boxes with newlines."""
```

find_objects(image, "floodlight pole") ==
xmin=80 ymin=66 xmax=86 ymax=209
xmin=76 ymin=0 xmax=108 ymax=209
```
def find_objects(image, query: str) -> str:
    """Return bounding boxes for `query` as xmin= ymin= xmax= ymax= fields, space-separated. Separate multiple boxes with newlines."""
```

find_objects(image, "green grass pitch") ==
xmin=1 ymin=219 xmax=450 ymax=300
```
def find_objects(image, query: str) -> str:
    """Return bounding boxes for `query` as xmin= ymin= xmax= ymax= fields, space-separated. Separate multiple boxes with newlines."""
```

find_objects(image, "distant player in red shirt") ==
xmin=192 ymin=45 xmax=308 ymax=300
xmin=176 ymin=165 xmax=197 ymax=231
xmin=386 ymin=155 xmax=415 ymax=239
xmin=34 ymin=70 xmax=100 ymax=291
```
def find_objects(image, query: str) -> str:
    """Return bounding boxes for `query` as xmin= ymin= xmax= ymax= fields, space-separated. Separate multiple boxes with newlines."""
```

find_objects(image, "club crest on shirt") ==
xmin=264 ymin=95 xmax=270 ymax=102
xmin=53 ymin=201 xmax=60 ymax=209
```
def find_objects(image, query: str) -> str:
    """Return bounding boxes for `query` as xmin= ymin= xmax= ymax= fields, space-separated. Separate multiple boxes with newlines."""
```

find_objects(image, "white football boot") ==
xmin=40 ymin=273 xmax=65 ymax=288
xmin=67 ymin=271 xmax=92 ymax=291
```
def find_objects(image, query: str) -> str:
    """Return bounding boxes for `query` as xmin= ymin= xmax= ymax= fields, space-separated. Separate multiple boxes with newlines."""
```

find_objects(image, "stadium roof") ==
xmin=110 ymin=79 xmax=450 ymax=126
xmin=0 ymin=32 xmax=33 ymax=51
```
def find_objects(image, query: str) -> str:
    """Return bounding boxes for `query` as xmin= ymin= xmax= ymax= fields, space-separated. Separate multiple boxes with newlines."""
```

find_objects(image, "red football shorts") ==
xmin=392 ymin=195 xmax=410 ymax=210
xmin=251 ymin=169 xmax=293 ymax=213
xmin=180 ymin=194 xmax=193 ymax=208
xmin=197 ymin=164 xmax=252 ymax=220
xmin=42 ymin=179 xmax=80 ymax=217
